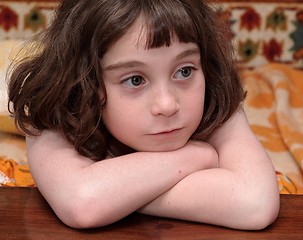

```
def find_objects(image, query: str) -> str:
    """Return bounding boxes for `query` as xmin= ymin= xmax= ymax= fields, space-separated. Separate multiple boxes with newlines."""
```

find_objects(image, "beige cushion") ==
xmin=0 ymin=40 xmax=25 ymax=134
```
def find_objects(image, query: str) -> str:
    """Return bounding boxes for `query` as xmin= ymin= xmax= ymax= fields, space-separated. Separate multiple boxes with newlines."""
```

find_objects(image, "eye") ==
xmin=122 ymin=75 xmax=145 ymax=88
xmin=174 ymin=66 xmax=194 ymax=80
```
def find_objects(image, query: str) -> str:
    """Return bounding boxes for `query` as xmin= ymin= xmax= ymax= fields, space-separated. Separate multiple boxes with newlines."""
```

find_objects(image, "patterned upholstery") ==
xmin=1 ymin=0 xmax=302 ymax=68
xmin=216 ymin=0 xmax=303 ymax=68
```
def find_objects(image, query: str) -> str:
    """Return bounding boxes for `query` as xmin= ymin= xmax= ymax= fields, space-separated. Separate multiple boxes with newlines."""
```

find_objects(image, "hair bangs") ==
xmin=142 ymin=1 xmax=198 ymax=49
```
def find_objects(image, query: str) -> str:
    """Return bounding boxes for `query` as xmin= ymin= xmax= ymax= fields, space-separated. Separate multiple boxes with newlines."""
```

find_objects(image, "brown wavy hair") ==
xmin=8 ymin=0 xmax=245 ymax=160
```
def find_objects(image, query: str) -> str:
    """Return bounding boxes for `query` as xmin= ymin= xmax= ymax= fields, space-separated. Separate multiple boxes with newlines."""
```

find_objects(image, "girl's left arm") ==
xmin=138 ymin=108 xmax=280 ymax=230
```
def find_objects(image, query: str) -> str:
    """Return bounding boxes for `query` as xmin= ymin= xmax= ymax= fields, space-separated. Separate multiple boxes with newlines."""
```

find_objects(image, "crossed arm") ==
xmin=26 ymin=109 xmax=280 ymax=229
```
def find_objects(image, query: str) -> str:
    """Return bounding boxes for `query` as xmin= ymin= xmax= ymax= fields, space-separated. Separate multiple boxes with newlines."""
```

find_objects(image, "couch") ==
xmin=1 ymin=0 xmax=303 ymax=193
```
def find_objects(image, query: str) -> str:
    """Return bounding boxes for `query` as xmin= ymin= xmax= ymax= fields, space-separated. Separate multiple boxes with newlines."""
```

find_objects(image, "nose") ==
xmin=151 ymin=86 xmax=180 ymax=117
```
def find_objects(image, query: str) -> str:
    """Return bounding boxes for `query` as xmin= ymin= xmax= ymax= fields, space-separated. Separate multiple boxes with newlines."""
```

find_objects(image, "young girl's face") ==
xmin=101 ymin=17 xmax=205 ymax=152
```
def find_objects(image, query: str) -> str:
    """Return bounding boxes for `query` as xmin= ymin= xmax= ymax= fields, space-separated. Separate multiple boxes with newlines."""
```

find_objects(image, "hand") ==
xmin=178 ymin=140 xmax=219 ymax=170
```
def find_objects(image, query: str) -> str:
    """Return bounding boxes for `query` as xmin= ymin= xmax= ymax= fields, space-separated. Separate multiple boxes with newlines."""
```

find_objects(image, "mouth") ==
xmin=151 ymin=128 xmax=183 ymax=135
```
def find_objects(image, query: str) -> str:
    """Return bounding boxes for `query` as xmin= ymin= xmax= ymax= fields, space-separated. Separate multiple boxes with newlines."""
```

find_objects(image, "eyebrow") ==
xmin=103 ymin=47 xmax=200 ymax=71
xmin=176 ymin=47 xmax=200 ymax=61
xmin=104 ymin=61 xmax=144 ymax=71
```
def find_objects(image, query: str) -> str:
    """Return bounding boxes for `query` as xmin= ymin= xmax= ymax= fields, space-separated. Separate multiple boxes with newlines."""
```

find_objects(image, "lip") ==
xmin=150 ymin=128 xmax=183 ymax=136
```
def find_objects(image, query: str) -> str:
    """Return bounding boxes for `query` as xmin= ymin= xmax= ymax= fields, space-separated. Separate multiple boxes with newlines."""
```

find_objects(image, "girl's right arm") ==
xmin=26 ymin=130 xmax=218 ymax=229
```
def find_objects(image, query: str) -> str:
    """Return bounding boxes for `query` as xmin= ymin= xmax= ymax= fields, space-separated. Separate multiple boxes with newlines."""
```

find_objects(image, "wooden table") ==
xmin=0 ymin=187 xmax=302 ymax=239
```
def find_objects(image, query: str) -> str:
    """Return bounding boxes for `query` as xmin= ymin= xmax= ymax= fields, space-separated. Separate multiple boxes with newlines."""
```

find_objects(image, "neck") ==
xmin=107 ymin=136 xmax=135 ymax=157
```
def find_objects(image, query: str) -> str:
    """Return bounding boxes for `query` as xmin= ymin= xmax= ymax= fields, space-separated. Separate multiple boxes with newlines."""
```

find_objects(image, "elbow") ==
xmin=241 ymin=189 xmax=280 ymax=230
xmin=246 ymin=201 xmax=280 ymax=230
xmin=58 ymin=202 xmax=103 ymax=229
xmin=53 ymin=187 xmax=116 ymax=229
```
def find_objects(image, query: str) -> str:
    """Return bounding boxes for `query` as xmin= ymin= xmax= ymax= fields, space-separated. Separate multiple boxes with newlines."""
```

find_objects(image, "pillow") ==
xmin=0 ymin=40 xmax=25 ymax=134
xmin=0 ymin=132 xmax=34 ymax=187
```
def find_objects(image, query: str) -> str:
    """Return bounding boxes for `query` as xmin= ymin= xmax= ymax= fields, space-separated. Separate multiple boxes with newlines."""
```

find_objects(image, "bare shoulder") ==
xmin=26 ymin=130 xmax=94 ymax=179
xmin=207 ymin=108 xmax=273 ymax=170
xmin=207 ymin=108 xmax=259 ymax=150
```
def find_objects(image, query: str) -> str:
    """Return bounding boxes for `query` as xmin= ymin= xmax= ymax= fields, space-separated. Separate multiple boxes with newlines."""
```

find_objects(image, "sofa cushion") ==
xmin=0 ymin=40 xmax=25 ymax=134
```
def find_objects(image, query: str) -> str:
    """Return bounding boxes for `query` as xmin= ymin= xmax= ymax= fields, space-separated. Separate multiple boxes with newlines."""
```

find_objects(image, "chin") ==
xmin=137 ymin=141 xmax=187 ymax=152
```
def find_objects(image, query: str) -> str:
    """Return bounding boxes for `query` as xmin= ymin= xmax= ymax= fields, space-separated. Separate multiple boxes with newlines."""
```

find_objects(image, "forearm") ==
xmin=27 ymin=132 xmax=218 ymax=228
xmin=69 ymin=151 xmax=210 ymax=228
xmin=138 ymin=166 xmax=279 ymax=230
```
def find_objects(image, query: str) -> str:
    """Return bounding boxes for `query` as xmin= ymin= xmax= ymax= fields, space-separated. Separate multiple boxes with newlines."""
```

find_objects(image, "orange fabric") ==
xmin=242 ymin=63 xmax=303 ymax=194
xmin=0 ymin=158 xmax=35 ymax=187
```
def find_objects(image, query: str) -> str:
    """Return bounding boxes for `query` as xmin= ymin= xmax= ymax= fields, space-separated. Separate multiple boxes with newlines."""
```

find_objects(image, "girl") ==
xmin=8 ymin=0 xmax=279 ymax=230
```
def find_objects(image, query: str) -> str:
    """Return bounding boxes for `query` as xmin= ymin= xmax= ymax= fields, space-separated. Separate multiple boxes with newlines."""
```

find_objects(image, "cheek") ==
xmin=102 ymin=96 xmax=139 ymax=135
xmin=102 ymin=98 xmax=124 ymax=127
xmin=188 ymin=96 xmax=204 ymax=123
xmin=186 ymin=81 xmax=205 ymax=125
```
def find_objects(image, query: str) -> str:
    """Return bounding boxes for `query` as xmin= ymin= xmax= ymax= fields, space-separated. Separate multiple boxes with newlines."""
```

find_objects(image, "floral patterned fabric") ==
xmin=0 ymin=157 xmax=35 ymax=187
xmin=0 ymin=132 xmax=34 ymax=187
xmin=0 ymin=0 xmax=58 ymax=40
xmin=216 ymin=0 xmax=303 ymax=68
xmin=1 ymin=0 xmax=303 ymax=68
xmin=242 ymin=63 xmax=303 ymax=194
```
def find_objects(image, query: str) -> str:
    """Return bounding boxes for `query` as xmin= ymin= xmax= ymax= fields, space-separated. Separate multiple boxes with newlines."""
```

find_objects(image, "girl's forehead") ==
xmin=101 ymin=16 xmax=199 ymax=69
xmin=119 ymin=14 xmax=179 ymax=50
xmin=125 ymin=16 xmax=149 ymax=47
xmin=100 ymin=8 xmax=199 ymax=60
